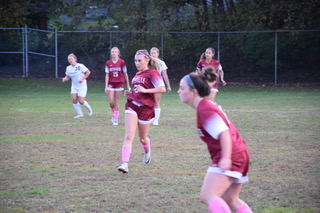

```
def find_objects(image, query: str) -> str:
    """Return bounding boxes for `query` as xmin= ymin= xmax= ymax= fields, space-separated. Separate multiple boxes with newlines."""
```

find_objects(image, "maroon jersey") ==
xmin=197 ymin=59 xmax=222 ymax=89
xmin=105 ymin=59 xmax=127 ymax=83
xmin=197 ymin=99 xmax=248 ymax=164
xmin=128 ymin=69 xmax=164 ymax=108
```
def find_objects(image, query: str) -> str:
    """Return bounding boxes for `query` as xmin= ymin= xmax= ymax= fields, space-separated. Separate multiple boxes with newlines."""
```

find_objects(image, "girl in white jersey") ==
xmin=62 ymin=53 xmax=93 ymax=118
xmin=149 ymin=47 xmax=171 ymax=125
xmin=117 ymin=49 xmax=166 ymax=173
xmin=178 ymin=67 xmax=252 ymax=213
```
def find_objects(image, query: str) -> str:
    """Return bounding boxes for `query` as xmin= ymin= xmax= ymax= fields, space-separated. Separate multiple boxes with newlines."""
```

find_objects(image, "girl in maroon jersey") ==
xmin=197 ymin=47 xmax=226 ymax=102
xmin=178 ymin=67 xmax=252 ymax=213
xmin=117 ymin=49 xmax=166 ymax=173
xmin=105 ymin=47 xmax=131 ymax=125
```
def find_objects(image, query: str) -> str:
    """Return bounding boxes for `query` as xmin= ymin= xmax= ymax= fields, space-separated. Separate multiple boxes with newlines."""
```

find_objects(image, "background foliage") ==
xmin=0 ymin=0 xmax=319 ymax=84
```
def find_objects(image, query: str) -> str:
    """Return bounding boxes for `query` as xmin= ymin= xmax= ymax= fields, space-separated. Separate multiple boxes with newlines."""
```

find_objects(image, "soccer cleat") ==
xmin=117 ymin=162 xmax=129 ymax=173
xmin=112 ymin=119 xmax=118 ymax=126
xmin=111 ymin=116 xmax=114 ymax=124
xmin=143 ymin=147 xmax=151 ymax=165
xmin=74 ymin=114 xmax=84 ymax=118
xmin=88 ymin=110 xmax=93 ymax=116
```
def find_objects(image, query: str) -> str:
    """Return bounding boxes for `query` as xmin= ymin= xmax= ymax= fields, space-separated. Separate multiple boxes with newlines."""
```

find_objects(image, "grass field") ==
xmin=0 ymin=78 xmax=319 ymax=213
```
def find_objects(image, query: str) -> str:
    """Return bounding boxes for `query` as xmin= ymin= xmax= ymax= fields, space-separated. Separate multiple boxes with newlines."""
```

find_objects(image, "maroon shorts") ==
xmin=108 ymin=82 xmax=124 ymax=90
xmin=125 ymin=100 xmax=154 ymax=122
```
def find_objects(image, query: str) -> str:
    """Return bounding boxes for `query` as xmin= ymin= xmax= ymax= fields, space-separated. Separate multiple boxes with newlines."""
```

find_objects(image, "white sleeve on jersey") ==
xmin=203 ymin=114 xmax=229 ymax=140
xmin=122 ymin=65 xmax=127 ymax=73
xmin=105 ymin=66 xmax=110 ymax=73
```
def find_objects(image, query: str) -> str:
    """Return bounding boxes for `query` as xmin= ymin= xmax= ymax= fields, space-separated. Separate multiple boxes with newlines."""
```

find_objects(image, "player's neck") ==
xmin=206 ymin=58 xmax=212 ymax=63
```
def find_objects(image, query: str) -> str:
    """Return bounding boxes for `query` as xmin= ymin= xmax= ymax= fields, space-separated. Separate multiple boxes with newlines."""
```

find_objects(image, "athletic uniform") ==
xmin=197 ymin=59 xmax=222 ymax=91
xmin=105 ymin=59 xmax=127 ymax=91
xmin=197 ymin=98 xmax=250 ymax=183
xmin=125 ymin=69 xmax=165 ymax=123
xmin=65 ymin=63 xmax=89 ymax=97
xmin=157 ymin=58 xmax=168 ymax=74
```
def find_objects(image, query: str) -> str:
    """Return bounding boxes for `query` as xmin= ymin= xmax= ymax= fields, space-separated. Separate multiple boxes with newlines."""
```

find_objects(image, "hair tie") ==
xmin=183 ymin=75 xmax=195 ymax=89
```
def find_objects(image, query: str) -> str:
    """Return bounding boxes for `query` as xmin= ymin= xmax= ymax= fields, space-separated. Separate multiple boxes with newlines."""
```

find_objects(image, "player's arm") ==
xmin=124 ymin=72 xmax=131 ymax=91
xmin=135 ymin=85 xmax=166 ymax=94
xmin=220 ymin=69 xmax=226 ymax=86
xmin=161 ymin=69 xmax=171 ymax=92
xmin=218 ymin=130 xmax=232 ymax=171
xmin=80 ymin=69 xmax=91 ymax=83
xmin=105 ymin=73 xmax=109 ymax=94
xmin=62 ymin=75 xmax=70 ymax=82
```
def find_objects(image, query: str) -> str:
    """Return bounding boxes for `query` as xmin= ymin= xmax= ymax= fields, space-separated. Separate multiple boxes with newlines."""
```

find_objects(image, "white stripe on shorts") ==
xmin=207 ymin=165 xmax=249 ymax=183
xmin=125 ymin=108 xmax=152 ymax=124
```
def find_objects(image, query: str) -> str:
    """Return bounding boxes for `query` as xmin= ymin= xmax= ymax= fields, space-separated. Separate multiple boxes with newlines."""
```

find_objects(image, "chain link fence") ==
xmin=1 ymin=26 xmax=319 ymax=85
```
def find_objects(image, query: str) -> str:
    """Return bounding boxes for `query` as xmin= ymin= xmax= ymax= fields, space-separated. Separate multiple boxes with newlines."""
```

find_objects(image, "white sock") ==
xmin=81 ymin=101 xmax=92 ymax=113
xmin=154 ymin=108 xmax=161 ymax=122
xmin=73 ymin=103 xmax=83 ymax=115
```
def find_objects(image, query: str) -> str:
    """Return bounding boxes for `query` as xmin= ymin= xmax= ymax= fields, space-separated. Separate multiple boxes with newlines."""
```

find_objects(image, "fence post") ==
xmin=161 ymin=33 xmax=164 ymax=57
xmin=109 ymin=32 xmax=112 ymax=49
xmin=22 ymin=26 xmax=26 ymax=77
xmin=217 ymin=33 xmax=220 ymax=62
xmin=55 ymin=28 xmax=58 ymax=78
xmin=274 ymin=31 xmax=278 ymax=85
xmin=25 ymin=25 xmax=29 ymax=78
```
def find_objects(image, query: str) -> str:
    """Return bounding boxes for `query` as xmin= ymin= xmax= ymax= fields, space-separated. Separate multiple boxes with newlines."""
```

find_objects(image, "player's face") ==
xmin=68 ymin=56 xmax=76 ymax=66
xmin=134 ymin=54 xmax=149 ymax=71
xmin=111 ymin=49 xmax=119 ymax=58
xmin=178 ymin=79 xmax=194 ymax=105
xmin=150 ymin=50 xmax=159 ymax=59
xmin=205 ymin=49 xmax=214 ymax=60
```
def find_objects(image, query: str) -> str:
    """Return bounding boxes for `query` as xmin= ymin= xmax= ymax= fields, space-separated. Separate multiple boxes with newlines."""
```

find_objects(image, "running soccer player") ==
xmin=62 ymin=53 xmax=93 ymax=118
xmin=178 ymin=67 xmax=252 ymax=213
xmin=149 ymin=47 xmax=172 ymax=126
xmin=197 ymin=47 xmax=226 ymax=101
xmin=117 ymin=49 xmax=166 ymax=173
xmin=105 ymin=47 xmax=131 ymax=125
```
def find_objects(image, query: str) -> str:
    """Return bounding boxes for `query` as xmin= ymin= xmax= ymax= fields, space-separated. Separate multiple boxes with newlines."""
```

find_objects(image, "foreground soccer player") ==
xmin=178 ymin=67 xmax=252 ymax=213
xmin=117 ymin=49 xmax=166 ymax=173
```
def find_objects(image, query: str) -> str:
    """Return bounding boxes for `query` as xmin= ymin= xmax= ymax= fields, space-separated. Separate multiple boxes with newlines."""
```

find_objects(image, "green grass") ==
xmin=0 ymin=78 xmax=319 ymax=213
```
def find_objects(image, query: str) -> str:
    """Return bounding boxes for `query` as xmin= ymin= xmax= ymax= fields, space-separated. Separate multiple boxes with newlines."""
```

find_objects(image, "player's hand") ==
xmin=124 ymin=89 xmax=132 ymax=96
xmin=167 ymin=87 xmax=172 ymax=92
xmin=218 ymin=158 xmax=231 ymax=171
xmin=221 ymin=80 xmax=227 ymax=86
xmin=133 ymin=85 xmax=146 ymax=93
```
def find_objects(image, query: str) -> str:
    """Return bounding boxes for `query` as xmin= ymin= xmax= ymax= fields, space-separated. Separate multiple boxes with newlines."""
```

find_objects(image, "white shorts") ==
xmin=207 ymin=165 xmax=249 ymax=183
xmin=71 ymin=85 xmax=87 ymax=97
xmin=210 ymin=88 xmax=218 ymax=92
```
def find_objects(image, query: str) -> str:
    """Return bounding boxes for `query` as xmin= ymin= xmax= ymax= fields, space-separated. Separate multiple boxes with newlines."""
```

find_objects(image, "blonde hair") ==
xmin=135 ymin=49 xmax=160 ymax=72
xmin=68 ymin=53 xmax=77 ymax=61
xmin=150 ymin=47 xmax=160 ymax=54
xmin=110 ymin=47 xmax=121 ymax=58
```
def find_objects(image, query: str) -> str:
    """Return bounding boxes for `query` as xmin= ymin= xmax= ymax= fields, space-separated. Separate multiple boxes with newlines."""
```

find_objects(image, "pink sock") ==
xmin=235 ymin=204 xmax=253 ymax=213
xmin=114 ymin=110 xmax=120 ymax=120
xmin=208 ymin=197 xmax=231 ymax=213
xmin=111 ymin=108 xmax=115 ymax=114
xmin=121 ymin=145 xmax=131 ymax=162
xmin=140 ymin=139 xmax=150 ymax=152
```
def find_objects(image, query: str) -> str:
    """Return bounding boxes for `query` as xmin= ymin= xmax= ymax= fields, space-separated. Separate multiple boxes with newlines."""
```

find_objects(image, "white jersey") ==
xmin=65 ymin=63 xmax=88 ymax=88
xmin=157 ymin=59 xmax=168 ymax=74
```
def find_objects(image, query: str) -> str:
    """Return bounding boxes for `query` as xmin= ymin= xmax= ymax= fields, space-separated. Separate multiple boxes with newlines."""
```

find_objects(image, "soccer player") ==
xmin=105 ymin=47 xmax=131 ymax=125
xmin=197 ymin=47 xmax=226 ymax=101
xmin=117 ymin=49 xmax=166 ymax=173
xmin=149 ymin=47 xmax=171 ymax=125
xmin=178 ymin=67 xmax=252 ymax=213
xmin=62 ymin=53 xmax=93 ymax=119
